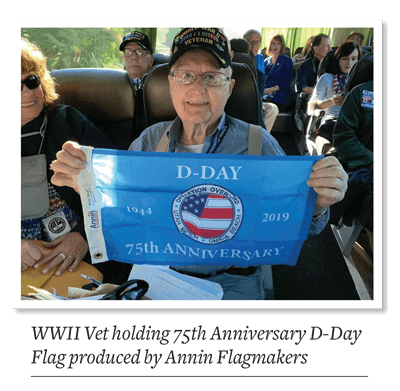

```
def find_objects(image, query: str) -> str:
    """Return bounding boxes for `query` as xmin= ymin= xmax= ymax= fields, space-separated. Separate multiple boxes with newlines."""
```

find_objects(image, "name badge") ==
xmin=43 ymin=210 xmax=71 ymax=241
xmin=361 ymin=90 xmax=373 ymax=108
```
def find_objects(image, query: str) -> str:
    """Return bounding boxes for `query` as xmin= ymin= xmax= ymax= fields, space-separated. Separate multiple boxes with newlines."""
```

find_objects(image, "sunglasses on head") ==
xmin=21 ymin=75 xmax=40 ymax=91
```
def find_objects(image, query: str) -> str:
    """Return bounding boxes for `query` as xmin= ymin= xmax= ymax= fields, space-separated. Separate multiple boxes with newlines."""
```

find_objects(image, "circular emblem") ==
xmin=172 ymin=184 xmax=243 ymax=244
xmin=48 ymin=217 xmax=67 ymax=234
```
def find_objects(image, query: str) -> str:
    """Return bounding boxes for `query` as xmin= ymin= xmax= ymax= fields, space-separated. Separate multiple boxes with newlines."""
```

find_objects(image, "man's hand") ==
xmin=50 ymin=141 xmax=86 ymax=194
xmin=307 ymin=156 xmax=348 ymax=216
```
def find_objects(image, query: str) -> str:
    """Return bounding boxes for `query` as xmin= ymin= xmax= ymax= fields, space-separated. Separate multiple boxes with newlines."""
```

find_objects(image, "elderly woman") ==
xmin=50 ymin=28 xmax=348 ymax=300
xmin=21 ymin=38 xmax=114 ymax=275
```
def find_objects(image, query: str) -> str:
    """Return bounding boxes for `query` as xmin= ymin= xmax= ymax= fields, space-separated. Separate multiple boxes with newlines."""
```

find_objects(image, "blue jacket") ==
xmin=264 ymin=54 xmax=294 ymax=105
xmin=295 ymin=56 xmax=320 ymax=92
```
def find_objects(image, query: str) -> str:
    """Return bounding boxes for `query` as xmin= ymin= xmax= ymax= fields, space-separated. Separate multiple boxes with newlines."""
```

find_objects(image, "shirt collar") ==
xmin=166 ymin=112 xmax=226 ymax=153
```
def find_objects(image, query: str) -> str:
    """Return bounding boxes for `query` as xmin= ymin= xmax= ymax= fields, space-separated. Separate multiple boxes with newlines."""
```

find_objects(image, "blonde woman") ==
xmin=21 ymin=38 xmax=113 ymax=275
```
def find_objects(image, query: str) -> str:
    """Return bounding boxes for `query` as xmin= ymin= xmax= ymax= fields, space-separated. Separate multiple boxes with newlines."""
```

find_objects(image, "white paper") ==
xmin=129 ymin=265 xmax=223 ymax=300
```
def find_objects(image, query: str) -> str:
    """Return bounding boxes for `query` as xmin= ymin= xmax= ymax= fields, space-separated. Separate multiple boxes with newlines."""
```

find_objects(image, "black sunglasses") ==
xmin=21 ymin=75 xmax=40 ymax=91
xmin=100 ymin=279 xmax=149 ymax=300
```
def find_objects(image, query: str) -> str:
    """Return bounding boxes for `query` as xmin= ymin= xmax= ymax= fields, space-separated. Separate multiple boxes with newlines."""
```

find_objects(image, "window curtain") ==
xmin=261 ymin=27 xmax=331 ymax=57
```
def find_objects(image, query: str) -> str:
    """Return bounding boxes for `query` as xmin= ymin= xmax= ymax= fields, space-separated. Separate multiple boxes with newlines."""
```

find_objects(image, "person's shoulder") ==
xmin=225 ymin=115 xmax=249 ymax=131
xmin=50 ymin=104 xmax=79 ymax=115
xmin=264 ymin=55 xmax=272 ymax=64
xmin=321 ymin=72 xmax=334 ymax=79
xmin=355 ymin=80 xmax=373 ymax=92
xmin=225 ymin=116 xmax=285 ymax=156
xmin=299 ymin=56 xmax=313 ymax=68
xmin=319 ymin=72 xmax=334 ymax=83
xmin=280 ymin=54 xmax=292 ymax=62
xmin=48 ymin=105 xmax=89 ymax=128
xmin=129 ymin=120 xmax=173 ymax=151
xmin=143 ymin=120 xmax=173 ymax=136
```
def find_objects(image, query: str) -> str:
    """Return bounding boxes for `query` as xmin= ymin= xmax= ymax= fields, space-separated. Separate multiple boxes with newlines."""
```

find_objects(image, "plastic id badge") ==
xmin=78 ymin=147 xmax=321 ymax=267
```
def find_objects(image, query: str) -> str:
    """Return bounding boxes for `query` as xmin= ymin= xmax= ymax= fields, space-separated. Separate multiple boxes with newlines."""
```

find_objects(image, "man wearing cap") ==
xmin=51 ymin=28 xmax=348 ymax=300
xmin=120 ymin=31 xmax=154 ymax=81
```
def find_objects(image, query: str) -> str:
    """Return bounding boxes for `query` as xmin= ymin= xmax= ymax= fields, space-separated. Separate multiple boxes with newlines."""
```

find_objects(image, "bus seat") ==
xmin=317 ymin=50 xmax=335 ymax=78
xmin=330 ymin=54 xmax=374 ymax=261
xmin=226 ymin=62 xmax=262 ymax=126
xmin=305 ymin=52 xmax=373 ymax=156
xmin=143 ymin=62 xmax=262 ymax=129
xmin=51 ymin=68 xmax=136 ymax=150
xmin=232 ymin=52 xmax=257 ymax=79
xmin=153 ymin=53 xmax=170 ymax=67
xmin=293 ymin=50 xmax=335 ymax=148
xmin=362 ymin=46 xmax=372 ymax=55
xmin=344 ymin=52 xmax=373 ymax=96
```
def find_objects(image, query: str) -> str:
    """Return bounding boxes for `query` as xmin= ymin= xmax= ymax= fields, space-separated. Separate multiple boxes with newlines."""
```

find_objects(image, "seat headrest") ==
xmin=317 ymin=50 xmax=335 ymax=77
xmin=153 ymin=53 xmax=170 ymax=67
xmin=143 ymin=62 xmax=261 ymax=129
xmin=51 ymin=68 xmax=135 ymax=123
xmin=345 ymin=53 xmax=373 ymax=94
xmin=227 ymin=62 xmax=261 ymax=124
xmin=232 ymin=52 xmax=257 ymax=78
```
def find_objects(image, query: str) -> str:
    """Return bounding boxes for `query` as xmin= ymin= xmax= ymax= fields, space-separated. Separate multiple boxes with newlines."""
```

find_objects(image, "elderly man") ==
xmin=243 ymin=29 xmax=264 ymax=75
xmin=51 ymin=28 xmax=347 ymax=300
xmin=120 ymin=31 xmax=154 ymax=81
xmin=243 ymin=29 xmax=279 ymax=132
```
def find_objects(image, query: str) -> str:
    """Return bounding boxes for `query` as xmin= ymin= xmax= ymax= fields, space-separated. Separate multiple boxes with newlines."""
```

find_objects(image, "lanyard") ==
xmin=21 ymin=115 xmax=48 ymax=155
xmin=206 ymin=120 xmax=228 ymax=154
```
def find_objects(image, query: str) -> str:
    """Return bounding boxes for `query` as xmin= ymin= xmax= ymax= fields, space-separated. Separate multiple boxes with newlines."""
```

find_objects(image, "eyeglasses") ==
xmin=100 ymin=279 xmax=149 ymax=300
xmin=247 ymin=39 xmax=261 ymax=46
xmin=21 ymin=75 xmax=40 ymax=91
xmin=169 ymin=69 xmax=231 ymax=87
xmin=123 ymin=48 xmax=149 ymax=57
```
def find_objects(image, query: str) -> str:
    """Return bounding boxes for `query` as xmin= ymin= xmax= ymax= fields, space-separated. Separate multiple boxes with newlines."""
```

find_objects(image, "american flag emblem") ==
xmin=172 ymin=184 xmax=243 ymax=244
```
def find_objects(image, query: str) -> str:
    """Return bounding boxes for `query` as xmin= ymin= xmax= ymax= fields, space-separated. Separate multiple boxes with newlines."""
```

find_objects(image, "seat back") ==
xmin=153 ymin=53 xmax=170 ymax=67
xmin=232 ymin=52 xmax=257 ymax=79
xmin=51 ymin=68 xmax=136 ymax=150
xmin=143 ymin=62 xmax=262 ymax=129
xmin=317 ymin=50 xmax=335 ymax=78
xmin=344 ymin=52 xmax=373 ymax=95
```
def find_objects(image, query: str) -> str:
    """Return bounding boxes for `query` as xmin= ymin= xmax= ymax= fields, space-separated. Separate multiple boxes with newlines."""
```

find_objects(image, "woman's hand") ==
xmin=21 ymin=240 xmax=51 ymax=271
xmin=264 ymin=86 xmax=279 ymax=95
xmin=33 ymin=232 xmax=89 ymax=276
xmin=332 ymin=94 xmax=345 ymax=106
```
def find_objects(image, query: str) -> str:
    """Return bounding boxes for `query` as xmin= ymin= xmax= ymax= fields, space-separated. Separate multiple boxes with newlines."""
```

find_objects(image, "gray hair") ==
xmin=243 ymin=29 xmax=261 ymax=40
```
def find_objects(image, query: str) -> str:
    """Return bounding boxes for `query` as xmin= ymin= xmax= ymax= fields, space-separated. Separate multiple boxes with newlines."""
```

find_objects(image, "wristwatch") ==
xmin=312 ymin=208 xmax=328 ymax=221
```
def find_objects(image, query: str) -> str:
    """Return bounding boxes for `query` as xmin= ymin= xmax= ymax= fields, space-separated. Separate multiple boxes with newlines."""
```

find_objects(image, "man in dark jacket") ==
xmin=333 ymin=80 xmax=373 ymax=234
xmin=333 ymin=80 xmax=373 ymax=171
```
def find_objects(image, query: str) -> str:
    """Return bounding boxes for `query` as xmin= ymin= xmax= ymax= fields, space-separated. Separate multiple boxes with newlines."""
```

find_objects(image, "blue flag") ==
xmin=78 ymin=147 xmax=321 ymax=267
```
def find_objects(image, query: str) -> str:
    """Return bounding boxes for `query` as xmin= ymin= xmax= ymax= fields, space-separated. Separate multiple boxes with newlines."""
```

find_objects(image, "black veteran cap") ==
xmin=120 ymin=31 xmax=154 ymax=54
xmin=169 ymin=28 xmax=231 ymax=69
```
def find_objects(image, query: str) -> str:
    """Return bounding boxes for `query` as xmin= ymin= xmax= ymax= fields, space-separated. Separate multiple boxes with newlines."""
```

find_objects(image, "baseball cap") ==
xmin=169 ymin=28 xmax=231 ymax=69
xmin=120 ymin=31 xmax=154 ymax=54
